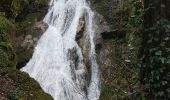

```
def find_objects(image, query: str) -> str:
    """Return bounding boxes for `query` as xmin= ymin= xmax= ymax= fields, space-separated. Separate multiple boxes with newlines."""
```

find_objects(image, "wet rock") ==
xmin=67 ymin=47 xmax=87 ymax=91
xmin=33 ymin=21 xmax=48 ymax=38
xmin=75 ymin=11 xmax=110 ymax=85
xmin=92 ymin=12 xmax=110 ymax=52
xmin=15 ymin=21 xmax=48 ymax=69
xmin=21 ymin=35 xmax=34 ymax=49
xmin=76 ymin=18 xmax=85 ymax=42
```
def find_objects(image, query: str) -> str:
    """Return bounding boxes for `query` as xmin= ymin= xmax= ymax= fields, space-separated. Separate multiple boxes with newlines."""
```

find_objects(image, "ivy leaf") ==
xmin=166 ymin=58 xmax=170 ymax=64
xmin=161 ymin=58 xmax=165 ymax=63
xmin=153 ymin=37 xmax=159 ymax=41
xmin=167 ymin=24 xmax=170 ymax=29
xmin=164 ymin=37 xmax=169 ymax=41
xmin=147 ymin=39 xmax=152 ymax=43
xmin=155 ymin=51 xmax=162 ymax=56
xmin=160 ymin=42 xmax=165 ymax=46
xmin=166 ymin=48 xmax=170 ymax=52
xmin=162 ymin=81 xmax=167 ymax=85
xmin=157 ymin=91 xmax=164 ymax=97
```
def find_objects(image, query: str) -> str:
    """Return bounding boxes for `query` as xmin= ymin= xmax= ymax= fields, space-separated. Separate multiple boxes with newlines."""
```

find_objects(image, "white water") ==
xmin=21 ymin=0 xmax=101 ymax=100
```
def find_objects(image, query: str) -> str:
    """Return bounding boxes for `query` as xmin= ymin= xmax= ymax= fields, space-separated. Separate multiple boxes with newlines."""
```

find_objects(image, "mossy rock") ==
xmin=21 ymin=90 xmax=53 ymax=100
xmin=0 ymin=68 xmax=53 ymax=100
xmin=15 ymin=71 xmax=53 ymax=100
xmin=15 ymin=46 xmax=33 ymax=69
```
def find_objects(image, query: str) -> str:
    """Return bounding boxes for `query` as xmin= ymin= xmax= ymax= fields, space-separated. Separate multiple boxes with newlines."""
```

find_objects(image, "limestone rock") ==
xmin=75 ymin=11 xmax=110 ymax=84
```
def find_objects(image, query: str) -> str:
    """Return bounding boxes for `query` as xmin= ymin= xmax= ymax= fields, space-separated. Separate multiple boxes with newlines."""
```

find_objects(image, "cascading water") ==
xmin=21 ymin=0 xmax=101 ymax=100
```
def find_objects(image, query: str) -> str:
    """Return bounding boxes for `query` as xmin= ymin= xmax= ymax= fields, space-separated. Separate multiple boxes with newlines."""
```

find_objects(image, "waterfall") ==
xmin=21 ymin=0 xmax=101 ymax=100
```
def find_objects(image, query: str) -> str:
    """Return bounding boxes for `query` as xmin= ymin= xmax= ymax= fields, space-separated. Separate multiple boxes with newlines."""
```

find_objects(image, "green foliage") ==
xmin=94 ymin=0 xmax=131 ymax=30
xmin=0 ymin=49 xmax=9 ymax=68
xmin=141 ymin=19 xmax=170 ymax=100
xmin=125 ymin=0 xmax=143 ymax=47
xmin=140 ymin=0 xmax=170 ymax=99
xmin=0 ymin=0 xmax=13 ymax=17
xmin=0 ymin=16 xmax=15 ymax=33
xmin=0 ymin=16 xmax=16 ymax=69
xmin=11 ymin=0 xmax=29 ymax=17
xmin=0 ymin=12 xmax=5 ymax=16
xmin=21 ymin=13 xmax=41 ymax=32
xmin=36 ymin=0 xmax=48 ymax=6
xmin=0 ymin=0 xmax=48 ymax=19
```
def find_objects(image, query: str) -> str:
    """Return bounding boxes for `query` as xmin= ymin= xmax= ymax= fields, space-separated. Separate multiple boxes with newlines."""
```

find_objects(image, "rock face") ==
xmin=93 ymin=12 xmax=110 ymax=45
xmin=15 ymin=21 xmax=48 ymax=69
xmin=20 ymin=21 xmax=48 ymax=50
xmin=76 ymin=12 xmax=110 ymax=59
xmin=74 ymin=10 xmax=111 ymax=92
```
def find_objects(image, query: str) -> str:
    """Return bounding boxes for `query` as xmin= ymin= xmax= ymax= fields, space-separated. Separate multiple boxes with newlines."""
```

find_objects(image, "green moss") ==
xmin=0 ymin=12 xmax=5 ymax=16
xmin=22 ymin=90 xmax=53 ymax=100
xmin=0 ymin=68 xmax=53 ymax=100
xmin=15 ymin=71 xmax=53 ymax=100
